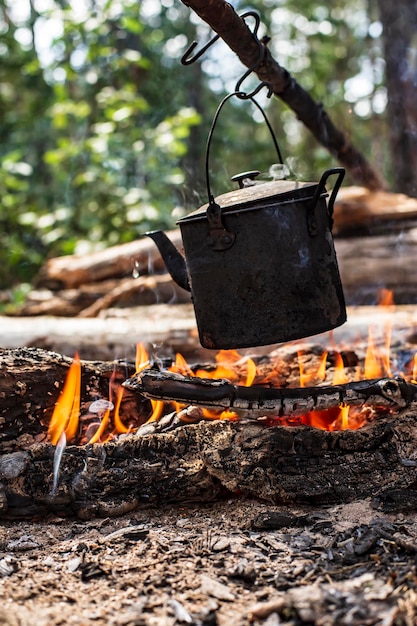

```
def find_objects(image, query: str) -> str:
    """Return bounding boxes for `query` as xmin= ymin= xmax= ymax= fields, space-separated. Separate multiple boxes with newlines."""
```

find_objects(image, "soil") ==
xmin=1 ymin=498 xmax=417 ymax=626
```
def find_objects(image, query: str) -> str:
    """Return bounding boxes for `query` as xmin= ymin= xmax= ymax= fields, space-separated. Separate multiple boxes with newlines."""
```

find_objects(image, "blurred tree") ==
xmin=0 ymin=0 xmax=203 ymax=290
xmin=376 ymin=0 xmax=417 ymax=196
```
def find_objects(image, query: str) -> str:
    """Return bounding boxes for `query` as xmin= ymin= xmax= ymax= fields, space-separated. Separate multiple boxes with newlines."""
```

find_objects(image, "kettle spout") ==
xmin=146 ymin=231 xmax=190 ymax=292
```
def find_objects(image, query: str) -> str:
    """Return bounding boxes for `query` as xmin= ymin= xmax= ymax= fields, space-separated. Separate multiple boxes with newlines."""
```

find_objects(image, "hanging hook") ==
xmin=181 ymin=33 xmax=220 ymax=65
xmin=181 ymin=10 xmax=272 ymax=99
xmin=234 ymin=11 xmax=272 ymax=99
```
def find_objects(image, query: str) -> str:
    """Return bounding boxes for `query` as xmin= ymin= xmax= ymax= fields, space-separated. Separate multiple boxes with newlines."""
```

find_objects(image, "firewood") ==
xmin=336 ymin=229 xmax=417 ymax=303
xmin=2 ymin=413 xmax=417 ymax=519
xmin=77 ymin=274 xmax=191 ymax=318
xmin=35 ymin=230 xmax=182 ymax=290
xmin=0 ymin=304 xmax=204 ymax=362
xmin=334 ymin=186 xmax=417 ymax=234
xmin=124 ymin=369 xmax=417 ymax=416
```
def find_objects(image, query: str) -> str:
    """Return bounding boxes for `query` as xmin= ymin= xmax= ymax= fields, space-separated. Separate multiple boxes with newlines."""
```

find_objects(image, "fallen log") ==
xmin=2 ymin=412 xmax=417 ymax=519
xmin=13 ymin=275 xmax=191 ymax=318
xmin=0 ymin=304 xmax=203 ymax=361
xmin=336 ymin=229 xmax=417 ymax=304
xmin=333 ymin=186 xmax=417 ymax=235
xmin=35 ymin=230 xmax=182 ymax=290
xmin=124 ymin=369 xmax=417 ymax=416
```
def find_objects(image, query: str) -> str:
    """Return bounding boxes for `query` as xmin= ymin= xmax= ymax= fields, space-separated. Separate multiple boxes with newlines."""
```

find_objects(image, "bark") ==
xmin=180 ymin=0 xmax=385 ymax=190
xmin=2 ymin=413 xmax=417 ymax=519
xmin=376 ymin=0 xmax=417 ymax=197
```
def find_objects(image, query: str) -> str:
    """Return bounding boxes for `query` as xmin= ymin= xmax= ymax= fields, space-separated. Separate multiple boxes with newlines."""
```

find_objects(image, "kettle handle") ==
xmin=308 ymin=167 xmax=345 ymax=235
xmin=205 ymin=91 xmax=284 ymax=205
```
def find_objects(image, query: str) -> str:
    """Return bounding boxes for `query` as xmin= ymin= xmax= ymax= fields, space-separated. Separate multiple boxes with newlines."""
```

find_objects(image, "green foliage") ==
xmin=0 ymin=0 xmax=202 ymax=288
xmin=0 ymin=0 xmax=394 ymax=291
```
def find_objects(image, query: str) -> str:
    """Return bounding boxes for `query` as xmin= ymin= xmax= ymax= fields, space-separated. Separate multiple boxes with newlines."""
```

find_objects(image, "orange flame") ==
xmin=113 ymin=386 xmax=130 ymax=434
xmin=48 ymin=353 xmax=81 ymax=445
xmin=332 ymin=352 xmax=349 ymax=385
xmin=135 ymin=343 xmax=164 ymax=424
xmin=298 ymin=350 xmax=327 ymax=387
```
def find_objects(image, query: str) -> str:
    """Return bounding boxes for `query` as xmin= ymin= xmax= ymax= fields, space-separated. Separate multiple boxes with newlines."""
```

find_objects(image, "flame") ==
xmin=112 ymin=386 xmax=130 ymax=434
xmin=332 ymin=352 xmax=349 ymax=385
xmin=245 ymin=358 xmax=257 ymax=386
xmin=364 ymin=328 xmax=384 ymax=379
xmin=378 ymin=288 xmax=394 ymax=306
xmin=298 ymin=350 xmax=327 ymax=387
xmin=48 ymin=353 xmax=81 ymax=445
xmin=135 ymin=342 xmax=150 ymax=373
xmin=48 ymin=327 xmax=417 ymax=445
xmin=134 ymin=343 xmax=165 ymax=424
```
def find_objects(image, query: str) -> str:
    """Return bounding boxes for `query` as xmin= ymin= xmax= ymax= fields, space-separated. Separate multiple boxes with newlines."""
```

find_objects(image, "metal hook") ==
xmin=181 ymin=33 xmax=220 ymax=65
xmin=181 ymin=10 xmax=272 ymax=99
xmin=234 ymin=11 xmax=272 ymax=99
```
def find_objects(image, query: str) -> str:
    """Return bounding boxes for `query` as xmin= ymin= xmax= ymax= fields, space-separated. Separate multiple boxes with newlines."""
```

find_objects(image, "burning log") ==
xmin=2 ymin=411 xmax=417 ymax=519
xmin=0 ymin=348 xmax=146 ymax=452
xmin=124 ymin=368 xmax=417 ymax=417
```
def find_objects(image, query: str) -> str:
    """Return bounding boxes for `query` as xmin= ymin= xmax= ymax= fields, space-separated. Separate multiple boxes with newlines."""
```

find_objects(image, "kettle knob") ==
xmin=231 ymin=170 xmax=261 ymax=189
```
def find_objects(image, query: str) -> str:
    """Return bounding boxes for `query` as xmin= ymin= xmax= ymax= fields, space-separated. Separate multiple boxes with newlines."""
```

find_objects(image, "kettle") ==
xmin=147 ymin=94 xmax=346 ymax=350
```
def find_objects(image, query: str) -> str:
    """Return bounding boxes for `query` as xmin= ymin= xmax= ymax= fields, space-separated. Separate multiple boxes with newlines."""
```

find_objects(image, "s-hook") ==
xmin=181 ymin=10 xmax=273 ymax=100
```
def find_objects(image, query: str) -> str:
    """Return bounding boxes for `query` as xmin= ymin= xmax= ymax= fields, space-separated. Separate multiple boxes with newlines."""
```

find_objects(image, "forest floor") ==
xmin=1 ymin=497 xmax=417 ymax=626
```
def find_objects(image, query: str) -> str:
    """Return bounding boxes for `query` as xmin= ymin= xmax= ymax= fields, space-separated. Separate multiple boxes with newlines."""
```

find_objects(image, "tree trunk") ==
xmin=180 ymin=0 xmax=385 ymax=190
xmin=376 ymin=0 xmax=417 ymax=197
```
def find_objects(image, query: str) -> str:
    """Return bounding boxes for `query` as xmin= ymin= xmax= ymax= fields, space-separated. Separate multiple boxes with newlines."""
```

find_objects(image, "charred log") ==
xmin=124 ymin=368 xmax=417 ymax=416
xmin=1 ymin=414 xmax=417 ymax=519
xmin=0 ymin=348 xmax=146 ymax=452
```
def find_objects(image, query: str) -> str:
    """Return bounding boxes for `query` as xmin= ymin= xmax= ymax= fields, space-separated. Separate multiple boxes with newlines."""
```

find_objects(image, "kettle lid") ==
xmin=177 ymin=177 xmax=321 ymax=225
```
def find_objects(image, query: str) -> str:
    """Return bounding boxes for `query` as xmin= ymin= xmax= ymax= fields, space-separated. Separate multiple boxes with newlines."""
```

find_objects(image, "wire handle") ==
xmin=205 ymin=92 xmax=284 ymax=205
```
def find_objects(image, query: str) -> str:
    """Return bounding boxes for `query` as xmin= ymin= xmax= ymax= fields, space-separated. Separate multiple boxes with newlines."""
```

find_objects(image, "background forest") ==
xmin=0 ymin=0 xmax=416 ymax=297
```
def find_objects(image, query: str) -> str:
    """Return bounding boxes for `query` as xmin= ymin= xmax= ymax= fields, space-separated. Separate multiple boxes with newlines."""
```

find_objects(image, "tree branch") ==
xmin=180 ymin=0 xmax=386 ymax=190
xmin=124 ymin=369 xmax=417 ymax=416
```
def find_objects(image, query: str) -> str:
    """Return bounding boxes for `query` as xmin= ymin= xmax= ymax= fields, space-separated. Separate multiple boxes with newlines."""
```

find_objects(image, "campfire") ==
xmin=1 ymin=292 xmax=417 ymax=520
xmin=46 ymin=299 xmax=417 ymax=449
